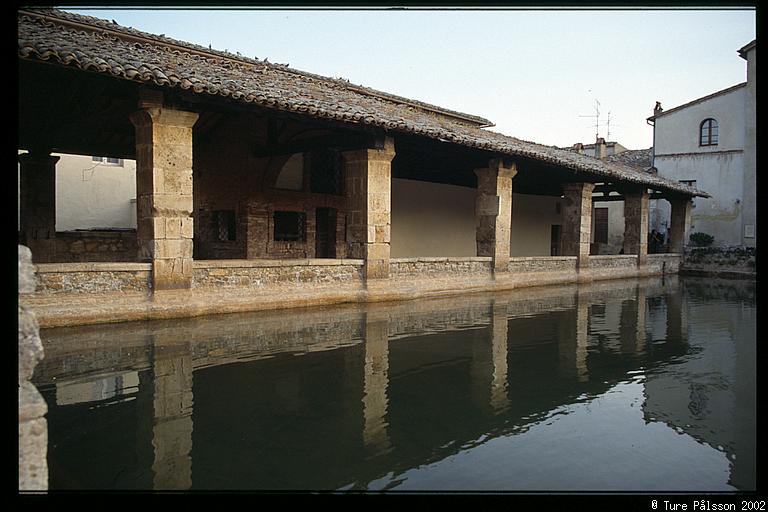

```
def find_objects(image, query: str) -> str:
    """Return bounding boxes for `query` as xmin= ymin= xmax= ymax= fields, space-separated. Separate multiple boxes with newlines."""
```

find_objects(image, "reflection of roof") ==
xmin=18 ymin=8 xmax=705 ymax=198
xmin=647 ymin=82 xmax=747 ymax=121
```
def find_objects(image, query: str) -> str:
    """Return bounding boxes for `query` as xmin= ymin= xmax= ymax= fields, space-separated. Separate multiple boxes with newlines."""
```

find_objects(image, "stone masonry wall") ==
xmin=647 ymin=254 xmax=681 ymax=274
xmin=192 ymin=259 xmax=364 ymax=289
xmin=19 ymin=245 xmax=48 ymax=491
xmin=389 ymin=257 xmax=493 ymax=280
xmin=507 ymin=256 xmax=577 ymax=274
xmin=589 ymin=255 xmax=639 ymax=270
xmin=35 ymin=263 xmax=152 ymax=294
xmin=53 ymin=230 xmax=138 ymax=263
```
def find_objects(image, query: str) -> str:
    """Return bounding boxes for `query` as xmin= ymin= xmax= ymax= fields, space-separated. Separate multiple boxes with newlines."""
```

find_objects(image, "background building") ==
xmin=648 ymin=40 xmax=756 ymax=248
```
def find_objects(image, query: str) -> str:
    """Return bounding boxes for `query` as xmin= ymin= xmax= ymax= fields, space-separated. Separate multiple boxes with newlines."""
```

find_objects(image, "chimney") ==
xmin=595 ymin=137 xmax=606 ymax=159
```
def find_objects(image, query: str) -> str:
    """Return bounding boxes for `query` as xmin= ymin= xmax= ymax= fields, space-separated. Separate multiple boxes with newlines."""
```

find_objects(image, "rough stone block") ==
xmin=165 ymin=218 xmax=181 ymax=239
xmin=181 ymin=217 xmax=194 ymax=239
xmin=18 ymin=246 xmax=36 ymax=294
xmin=475 ymin=195 xmax=500 ymax=216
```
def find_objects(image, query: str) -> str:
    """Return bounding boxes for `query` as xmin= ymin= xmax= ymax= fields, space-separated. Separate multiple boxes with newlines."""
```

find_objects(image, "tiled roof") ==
xmin=604 ymin=148 xmax=653 ymax=171
xmin=18 ymin=8 xmax=706 ymax=198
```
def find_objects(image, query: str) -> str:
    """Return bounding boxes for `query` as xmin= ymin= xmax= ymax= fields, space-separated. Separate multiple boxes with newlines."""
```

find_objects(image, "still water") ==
xmin=32 ymin=276 xmax=755 ymax=491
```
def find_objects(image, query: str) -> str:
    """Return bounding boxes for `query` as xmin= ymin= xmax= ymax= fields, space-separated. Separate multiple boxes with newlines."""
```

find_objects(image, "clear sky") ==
xmin=65 ymin=7 xmax=755 ymax=150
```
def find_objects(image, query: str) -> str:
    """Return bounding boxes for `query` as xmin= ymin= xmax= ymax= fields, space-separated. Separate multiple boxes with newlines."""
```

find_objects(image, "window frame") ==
xmin=273 ymin=211 xmax=307 ymax=242
xmin=92 ymin=156 xmax=124 ymax=166
xmin=699 ymin=118 xmax=719 ymax=147
xmin=212 ymin=210 xmax=237 ymax=242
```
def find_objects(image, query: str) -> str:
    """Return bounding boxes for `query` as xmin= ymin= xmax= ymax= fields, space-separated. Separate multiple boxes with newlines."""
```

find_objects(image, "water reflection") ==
xmin=32 ymin=276 xmax=756 ymax=491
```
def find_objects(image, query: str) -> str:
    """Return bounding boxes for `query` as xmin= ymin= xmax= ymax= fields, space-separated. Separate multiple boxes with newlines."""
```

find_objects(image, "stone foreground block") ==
xmin=18 ymin=245 xmax=48 ymax=491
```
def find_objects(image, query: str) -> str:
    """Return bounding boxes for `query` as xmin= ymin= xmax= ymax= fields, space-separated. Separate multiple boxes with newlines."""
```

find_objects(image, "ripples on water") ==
xmin=32 ymin=276 xmax=755 ymax=491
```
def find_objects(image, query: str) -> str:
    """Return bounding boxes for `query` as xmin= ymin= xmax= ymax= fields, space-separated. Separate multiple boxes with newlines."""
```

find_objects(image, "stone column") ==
xmin=623 ymin=190 xmax=650 ymax=266
xmin=18 ymin=245 xmax=48 ymax=491
xmin=669 ymin=198 xmax=693 ymax=254
xmin=362 ymin=310 xmax=390 ymax=452
xmin=151 ymin=337 xmax=194 ymax=490
xmin=342 ymin=137 xmax=395 ymax=279
xmin=19 ymin=152 xmax=59 ymax=263
xmin=130 ymin=108 xmax=199 ymax=290
xmin=562 ymin=182 xmax=595 ymax=269
xmin=474 ymin=159 xmax=517 ymax=274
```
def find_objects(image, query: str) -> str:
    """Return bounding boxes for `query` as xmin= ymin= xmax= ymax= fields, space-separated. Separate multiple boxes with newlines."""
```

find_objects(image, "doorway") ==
xmin=315 ymin=207 xmax=337 ymax=258
xmin=550 ymin=224 xmax=562 ymax=256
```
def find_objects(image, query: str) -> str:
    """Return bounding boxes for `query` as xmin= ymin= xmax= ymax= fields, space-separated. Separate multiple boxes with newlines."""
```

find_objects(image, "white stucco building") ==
xmin=18 ymin=153 xmax=137 ymax=231
xmin=648 ymin=40 xmax=756 ymax=248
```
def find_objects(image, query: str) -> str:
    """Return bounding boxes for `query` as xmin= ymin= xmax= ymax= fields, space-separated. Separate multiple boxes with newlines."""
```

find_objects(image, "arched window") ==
xmin=699 ymin=118 xmax=718 ymax=146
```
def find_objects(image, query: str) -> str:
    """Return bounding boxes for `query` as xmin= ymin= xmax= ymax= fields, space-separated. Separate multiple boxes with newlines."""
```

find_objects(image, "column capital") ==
xmin=129 ymin=108 xmax=200 ymax=129
xmin=562 ymin=182 xmax=595 ymax=195
xmin=474 ymin=159 xmax=518 ymax=180
xmin=340 ymin=136 xmax=395 ymax=164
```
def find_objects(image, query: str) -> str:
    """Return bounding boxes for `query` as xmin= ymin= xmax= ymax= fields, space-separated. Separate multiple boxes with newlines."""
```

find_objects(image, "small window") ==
xmin=212 ymin=210 xmax=236 ymax=241
xmin=92 ymin=156 xmax=123 ymax=165
xmin=699 ymin=119 xmax=718 ymax=146
xmin=274 ymin=211 xmax=306 ymax=242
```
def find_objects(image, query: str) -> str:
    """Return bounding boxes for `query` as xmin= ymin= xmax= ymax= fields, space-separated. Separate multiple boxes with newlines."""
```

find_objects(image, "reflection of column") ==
xmin=665 ymin=288 xmax=687 ymax=344
xmin=489 ymin=300 xmax=510 ymax=411
xmin=558 ymin=294 xmax=589 ymax=382
xmin=574 ymin=295 xmax=589 ymax=382
xmin=151 ymin=338 xmax=194 ymax=490
xmin=636 ymin=286 xmax=647 ymax=352
xmin=362 ymin=311 xmax=390 ymax=451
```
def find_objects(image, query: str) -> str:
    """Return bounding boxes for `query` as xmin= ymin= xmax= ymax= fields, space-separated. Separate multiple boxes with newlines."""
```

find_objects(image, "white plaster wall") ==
xmin=391 ymin=178 xmax=476 ymax=257
xmin=742 ymin=46 xmax=756 ymax=247
xmin=654 ymin=81 xmax=750 ymax=247
xmin=655 ymin=152 xmax=745 ymax=247
xmin=391 ymin=179 xmax=562 ymax=258
xmin=54 ymin=154 xmax=137 ymax=231
xmin=655 ymin=86 xmax=746 ymax=155
xmin=510 ymin=193 xmax=564 ymax=256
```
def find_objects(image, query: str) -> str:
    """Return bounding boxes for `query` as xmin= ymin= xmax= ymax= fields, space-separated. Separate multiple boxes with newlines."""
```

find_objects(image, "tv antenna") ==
xmin=578 ymin=98 xmax=601 ymax=140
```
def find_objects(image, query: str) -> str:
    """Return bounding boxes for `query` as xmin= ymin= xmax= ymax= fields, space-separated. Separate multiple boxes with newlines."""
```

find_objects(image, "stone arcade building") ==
xmin=18 ymin=9 xmax=706 ymax=327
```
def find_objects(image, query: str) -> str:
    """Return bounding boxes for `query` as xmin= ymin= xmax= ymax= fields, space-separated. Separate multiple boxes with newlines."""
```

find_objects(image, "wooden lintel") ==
xmin=593 ymin=192 xmax=665 ymax=202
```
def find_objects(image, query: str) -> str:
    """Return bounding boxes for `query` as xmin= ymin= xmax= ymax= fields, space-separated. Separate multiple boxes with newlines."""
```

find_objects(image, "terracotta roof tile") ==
xmin=18 ymin=8 xmax=706 ymax=198
xmin=604 ymin=148 xmax=653 ymax=170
